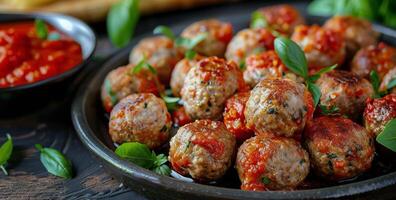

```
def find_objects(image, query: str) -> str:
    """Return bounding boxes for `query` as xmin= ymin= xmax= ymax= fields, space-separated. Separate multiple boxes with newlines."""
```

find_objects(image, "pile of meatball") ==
xmin=101 ymin=4 xmax=396 ymax=191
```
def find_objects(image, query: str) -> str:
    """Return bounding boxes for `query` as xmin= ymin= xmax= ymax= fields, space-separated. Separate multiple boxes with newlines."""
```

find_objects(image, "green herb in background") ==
xmin=153 ymin=26 xmax=176 ymax=40
xmin=319 ymin=105 xmax=340 ymax=115
xmin=387 ymin=78 xmax=396 ymax=90
xmin=308 ymin=0 xmax=396 ymax=29
xmin=250 ymin=11 xmax=268 ymax=29
xmin=377 ymin=119 xmax=396 ymax=152
xmin=131 ymin=57 xmax=157 ymax=74
xmin=107 ymin=0 xmax=140 ymax=47
xmin=105 ymin=79 xmax=118 ymax=105
xmin=162 ymin=96 xmax=181 ymax=112
xmin=35 ymin=144 xmax=73 ymax=179
xmin=35 ymin=19 xmax=48 ymax=39
xmin=0 ymin=134 xmax=13 ymax=176
xmin=115 ymin=142 xmax=171 ymax=176
xmin=274 ymin=37 xmax=336 ymax=107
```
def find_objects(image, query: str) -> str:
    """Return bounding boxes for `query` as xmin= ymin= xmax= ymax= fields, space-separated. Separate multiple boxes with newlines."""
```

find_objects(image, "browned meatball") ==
xmin=180 ymin=19 xmax=233 ymax=57
xmin=236 ymin=135 xmax=310 ymax=191
xmin=129 ymin=36 xmax=183 ymax=84
xmin=109 ymin=93 xmax=172 ymax=149
xmin=364 ymin=94 xmax=396 ymax=137
xmin=169 ymin=120 xmax=236 ymax=182
xmin=243 ymin=50 xmax=287 ymax=88
xmin=291 ymin=25 xmax=345 ymax=73
xmin=304 ymin=116 xmax=374 ymax=181
xmin=244 ymin=78 xmax=314 ymax=138
xmin=324 ymin=15 xmax=379 ymax=56
xmin=351 ymin=43 xmax=396 ymax=80
xmin=253 ymin=4 xmax=305 ymax=36
xmin=181 ymin=57 xmax=248 ymax=120
xmin=317 ymin=70 xmax=374 ymax=120
xmin=101 ymin=65 xmax=163 ymax=112
xmin=225 ymin=28 xmax=276 ymax=65
xmin=170 ymin=55 xmax=204 ymax=97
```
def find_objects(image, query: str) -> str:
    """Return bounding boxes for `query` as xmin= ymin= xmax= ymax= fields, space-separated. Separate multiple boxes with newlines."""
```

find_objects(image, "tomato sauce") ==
xmin=0 ymin=21 xmax=82 ymax=88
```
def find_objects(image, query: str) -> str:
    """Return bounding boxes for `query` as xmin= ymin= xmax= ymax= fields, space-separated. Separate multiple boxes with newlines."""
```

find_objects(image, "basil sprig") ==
xmin=35 ymin=19 xmax=48 ymax=39
xmin=377 ymin=118 xmax=396 ymax=152
xmin=251 ymin=11 xmax=268 ymax=29
xmin=0 ymin=134 xmax=13 ymax=175
xmin=107 ymin=0 xmax=140 ymax=47
xmin=131 ymin=57 xmax=157 ymax=74
xmin=162 ymin=95 xmax=181 ymax=112
xmin=115 ymin=142 xmax=171 ymax=176
xmin=387 ymin=78 xmax=396 ymax=90
xmin=35 ymin=144 xmax=73 ymax=179
xmin=153 ymin=25 xmax=207 ymax=60
xmin=319 ymin=104 xmax=340 ymax=115
xmin=105 ymin=79 xmax=118 ymax=105
xmin=370 ymin=70 xmax=387 ymax=98
xmin=274 ymin=37 xmax=336 ymax=107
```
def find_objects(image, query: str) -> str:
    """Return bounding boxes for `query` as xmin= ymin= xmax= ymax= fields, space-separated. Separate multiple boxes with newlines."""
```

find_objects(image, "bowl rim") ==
xmin=0 ymin=12 xmax=96 ymax=92
xmin=71 ymin=47 xmax=396 ymax=200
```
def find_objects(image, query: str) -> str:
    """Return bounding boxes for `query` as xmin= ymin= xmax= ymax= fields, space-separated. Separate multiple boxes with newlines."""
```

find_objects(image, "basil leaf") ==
xmin=0 ymin=134 xmax=12 ymax=175
xmin=370 ymin=70 xmax=381 ymax=98
xmin=154 ymin=154 xmax=168 ymax=166
xmin=35 ymin=144 xmax=73 ymax=179
xmin=261 ymin=176 xmax=271 ymax=185
xmin=239 ymin=60 xmax=246 ymax=70
xmin=320 ymin=104 xmax=339 ymax=115
xmin=162 ymin=96 xmax=180 ymax=112
xmin=274 ymin=37 xmax=308 ymax=79
xmin=175 ymin=37 xmax=191 ymax=48
xmin=309 ymin=64 xmax=337 ymax=82
xmin=185 ymin=49 xmax=196 ymax=60
xmin=387 ymin=78 xmax=396 ymax=90
xmin=153 ymin=25 xmax=175 ymax=40
xmin=250 ymin=11 xmax=268 ymax=29
xmin=146 ymin=63 xmax=158 ymax=74
xmin=115 ymin=142 xmax=156 ymax=169
xmin=107 ymin=0 xmax=139 ymax=47
xmin=376 ymin=118 xmax=396 ymax=152
xmin=188 ymin=33 xmax=208 ymax=49
xmin=47 ymin=32 xmax=61 ymax=41
xmin=35 ymin=19 xmax=48 ymax=39
xmin=153 ymin=164 xmax=171 ymax=176
xmin=307 ymin=81 xmax=321 ymax=108
xmin=308 ymin=0 xmax=337 ymax=16
xmin=105 ymin=79 xmax=118 ymax=105
xmin=132 ymin=59 xmax=147 ymax=74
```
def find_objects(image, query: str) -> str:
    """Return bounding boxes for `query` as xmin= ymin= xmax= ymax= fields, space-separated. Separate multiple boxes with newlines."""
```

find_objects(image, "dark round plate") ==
xmin=71 ymin=1 xmax=396 ymax=199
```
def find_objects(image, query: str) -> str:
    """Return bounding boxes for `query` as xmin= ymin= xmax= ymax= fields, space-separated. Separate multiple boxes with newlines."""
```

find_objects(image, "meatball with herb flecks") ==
xmin=109 ymin=93 xmax=172 ymax=149
xmin=364 ymin=94 xmax=396 ymax=137
xmin=244 ymin=78 xmax=314 ymax=139
xmin=236 ymin=135 xmax=310 ymax=191
xmin=291 ymin=25 xmax=345 ymax=73
xmin=304 ymin=116 xmax=374 ymax=181
xmin=169 ymin=120 xmax=236 ymax=182
xmin=324 ymin=15 xmax=379 ymax=56
xmin=351 ymin=43 xmax=396 ymax=80
xmin=181 ymin=57 xmax=248 ymax=120
xmin=129 ymin=36 xmax=183 ymax=84
xmin=101 ymin=65 xmax=163 ymax=112
xmin=170 ymin=55 xmax=204 ymax=97
xmin=253 ymin=4 xmax=305 ymax=36
xmin=225 ymin=28 xmax=276 ymax=65
xmin=316 ymin=70 xmax=374 ymax=120
xmin=223 ymin=92 xmax=254 ymax=143
xmin=180 ymin=19 xmax=233 ymax=57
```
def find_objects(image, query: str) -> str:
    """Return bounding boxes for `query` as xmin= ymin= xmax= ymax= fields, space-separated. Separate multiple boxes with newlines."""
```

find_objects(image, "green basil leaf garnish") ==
xmin=35 ymin=19 xmax=48 ymax=39
xmin=47 ymin=32 xmax=61 ymax=41
xmin=107 ymin=0 xmax=140 ymax=47
xmin=175 ymin=33 xmax=207 ymax=50
xmin=185 ymin=49 xmax=197 ymax=60
xmin=387 ymin=78 xmax=396 ymax=90
xmin=239 ymin=60 xmax=246 ymax=70
xmin=376 ymin=118 xmax=396 ymax=152
xmin=307 ymin=81 xmax=321 ymax=108
xmin=153 ymin=164 xmax=171 ymax=176
xmin=319 ymin=104 xmax=340 ymax=115
xmin=261 ymin=176 xmax=271 ymax=185
xmin=309 ymin=64 xmax=337 ymax=82
xmin=105 ymin=79 xmax=118 ymax=105
xmin=274 ymin=37 xmax=308 ymax=79
xmin=153 ymin=25 xmax=176 ymax=40
xmin=162 ymin=96 xmax=180 ymax=112
xmin=35 ymin=144 xmax=73 ymax=179
xmin=250 ymin=11 xmax=268 ymax=29
xmin=370 ymin=70 xmax=382 ymax=98
xmin=131 ymin=58 xmax=157 ymax=75
xmin=0 ymin=134 xmax=13 ymax=176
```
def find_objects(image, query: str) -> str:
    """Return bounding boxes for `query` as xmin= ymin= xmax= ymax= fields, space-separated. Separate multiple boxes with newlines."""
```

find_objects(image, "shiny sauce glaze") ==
xmin=0 ymin=21 xmax=82 ymax=88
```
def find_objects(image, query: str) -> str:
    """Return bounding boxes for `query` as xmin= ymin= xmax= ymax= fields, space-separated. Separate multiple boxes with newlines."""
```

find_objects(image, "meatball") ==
xmin=223 ymin=92 xmax=254 ymax=143
xmin=129 ymin=36 xmax=183 ymax=84
xmin=291 ymin=25 xmax=345 ymax=72
xmin=181 ymin=57 xmax=248 ymax=120
xmin=109 ymin=93 xmax=172 ymax=149
xmin=245 ymin=78 xmax=313 ymax=138
xmin=180 ymin=19 xmax=233 ymax=57
xmin=254 ymin=4 xmax=305 ymax=36
xmin=172 ymin=106 xmax=192 ymax=127
xmin=101 ymin=65 xmax=163 ymax=112
xmin=351 ymin=43 xmax=396 ymax=80
xmin=169 ymin=120 xmax=236 ymax=181
xmin=243 ymin=50 xmax=287 ymax=88
xmin=364 ymin=94 xmax=396 ymax=136
xmin=170 ymin=55 xmax=203 ymax=97
xmin=317 ymin=70 xmax=374 ymax=120
xmin=236 ymin=135 xmax=310 ymax=191
xmin=324 ymin=15 xmax=379 ymax=56
xmin=225 ymin=28 xmax=276 ymax=65
xmin=380 ymin=68 xmax=396 ymax=94
xmin=304 ymin=116 xmax=374 ymax=181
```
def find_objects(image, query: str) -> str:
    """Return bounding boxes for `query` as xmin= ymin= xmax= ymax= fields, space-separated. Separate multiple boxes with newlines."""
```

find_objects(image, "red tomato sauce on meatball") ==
xmin=364 ymin=94 xmax=396 ymax=136
xmin=0 ymin=21 xmax=83 ymax=88
xmin=172 ymin=106 xmax=192 ymax=127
